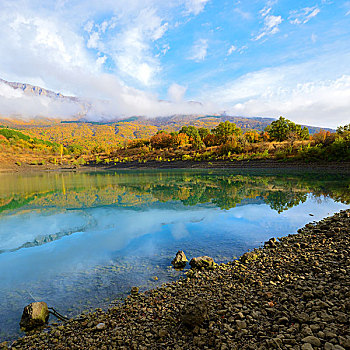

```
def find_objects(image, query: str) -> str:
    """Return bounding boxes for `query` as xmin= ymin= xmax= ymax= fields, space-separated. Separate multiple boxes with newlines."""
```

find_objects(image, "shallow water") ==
xmin=0 ymin=169 xmax=349 ymax=341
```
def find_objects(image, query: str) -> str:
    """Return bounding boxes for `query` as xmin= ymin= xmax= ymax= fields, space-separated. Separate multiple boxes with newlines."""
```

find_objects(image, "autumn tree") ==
xmin=244 ymin=130 xmax=260 ymax=143
xmin=150 ymin=132 xmax=173 ymax=149
xmin=179 ymin=125 xmax=202 ymax=148
xmin=173 ymin=132 xmax=189 ymax=147
xmin=203 ymin=133 xmax=220 ymax=147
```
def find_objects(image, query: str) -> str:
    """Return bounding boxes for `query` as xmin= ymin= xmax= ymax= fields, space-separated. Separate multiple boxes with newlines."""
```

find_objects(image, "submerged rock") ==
xmin=189 ymin=256 xmax=214 ymax=269
xmin=20 ymin=302 xmax=49 ymax=331
xmin=171 ymin=250 xmax=188 ymax=269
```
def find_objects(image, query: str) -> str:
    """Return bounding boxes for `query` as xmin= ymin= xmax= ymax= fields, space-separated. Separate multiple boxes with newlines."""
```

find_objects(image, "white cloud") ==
xmin=107 ymin=8 xmax=168 ymax=86
xmin=168 ymin=83 xmax=187 ymax=102
xmin=289 ymin=6 xmax=320 ymax=25
xmin=260 ymin=7 xmax=272 ymax=17
xmin=188 ymin=39 xmax=208 ymax=61
xmin=227 ymin=45 xmax=237 ymax=55
xmin=96 ymin=55 xmax=107 ymax=67
xmin=84 ymin=20 xmax=94 ymax=33
xmin=185 ymin=0 xmax=209 ymax=15
xmin=87 ymin=31 xmax=100 ymax=49
xmin=259 ymin=0 xmax=277 ymax=17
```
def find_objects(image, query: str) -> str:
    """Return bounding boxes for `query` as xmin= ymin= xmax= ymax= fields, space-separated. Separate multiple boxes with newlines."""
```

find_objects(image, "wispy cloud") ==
xmin=289 ymin=6 xmax=320 ymax=25
xmin=253 ymin=1 xmax=283 ymax=41
xmin=233 ymin=7 xmax=252 ymax=20
xmin=227 ymin=45 xmax=237 ymax=55
xmin=188 ymin=39 xmax=209 ymax=61
xmin=253 ymin=14 xmax=283 ymax=41
xmin=185 ymin=0 xmax=209 ymax=15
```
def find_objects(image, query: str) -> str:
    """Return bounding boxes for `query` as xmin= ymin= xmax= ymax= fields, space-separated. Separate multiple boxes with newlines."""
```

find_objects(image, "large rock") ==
xmin=240 ymin=251 xmax=258 ymax=264
xmin=189 ymin=256 xmax=215 ymax=269
xmin=130 ymin=287 xmax=139 ymax=296
xmin=171 ymin=250 xmax=188 ymax=269
xmin=20 ymin=302 xmax=49 ymax=331
xmin=264 ymin=238 xmax=277 ymax=248
xmin=180 ymin=298 xmax=208 ymax=328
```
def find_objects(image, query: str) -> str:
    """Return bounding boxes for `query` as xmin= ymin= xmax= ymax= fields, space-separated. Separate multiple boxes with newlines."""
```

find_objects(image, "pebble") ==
xmin=301 ymin=344 xmax=314 ymax=350
xmin=95 ymin=323 xmax=105 ymax=330
xmin=302 ymin=336 xmax=321 ymax=346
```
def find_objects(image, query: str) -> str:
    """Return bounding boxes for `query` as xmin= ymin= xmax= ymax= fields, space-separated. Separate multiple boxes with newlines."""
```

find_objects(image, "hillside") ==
xmin=0 ymin=115 xmax=334 ymax=152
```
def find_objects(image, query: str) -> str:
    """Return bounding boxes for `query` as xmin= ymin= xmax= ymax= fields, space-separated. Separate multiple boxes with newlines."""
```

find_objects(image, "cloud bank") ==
xmin=206 ymin=53 xmax=350 ymax=128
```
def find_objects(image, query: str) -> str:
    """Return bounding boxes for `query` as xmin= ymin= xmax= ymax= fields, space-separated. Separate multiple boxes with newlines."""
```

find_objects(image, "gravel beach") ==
xmin=3 ymin=209 xmax=350 ymax=350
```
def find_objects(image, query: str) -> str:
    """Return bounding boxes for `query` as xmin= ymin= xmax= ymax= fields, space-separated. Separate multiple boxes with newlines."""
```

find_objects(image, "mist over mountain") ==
xmin=0 ymin=78 xmax=220 ymax=120
xmin=0 ymin=78 xmax=335 ymax=135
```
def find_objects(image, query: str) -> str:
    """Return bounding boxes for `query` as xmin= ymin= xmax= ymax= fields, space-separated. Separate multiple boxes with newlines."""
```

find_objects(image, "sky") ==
xmin=0 ymin=0 xmax=349 ymax=127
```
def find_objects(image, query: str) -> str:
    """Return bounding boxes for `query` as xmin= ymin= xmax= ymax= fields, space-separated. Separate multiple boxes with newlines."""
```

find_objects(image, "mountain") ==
xmin=0 ymin=78 xmax=78 ymax=101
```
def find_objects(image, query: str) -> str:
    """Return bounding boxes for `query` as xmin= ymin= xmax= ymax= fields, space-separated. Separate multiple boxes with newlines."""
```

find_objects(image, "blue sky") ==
xmin=0 ymin=0 xmax=349 ymax=127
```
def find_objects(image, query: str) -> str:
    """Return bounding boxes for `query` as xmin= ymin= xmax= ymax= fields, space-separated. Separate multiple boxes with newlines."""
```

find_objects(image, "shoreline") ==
xmin=5 ymin=209 xmax=350 ymax=349
xmin=1 ymin=159 xmax=350 ymax=174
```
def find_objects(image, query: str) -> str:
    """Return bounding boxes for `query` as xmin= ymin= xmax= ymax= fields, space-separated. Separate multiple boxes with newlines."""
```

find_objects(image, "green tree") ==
xmin=336 ymin=124 xmax=350 ymax=141
xmin=212 ymin=121 xmax=241 ymax=143
xmin=179 ymin=126 xmax=200 ymax=140
xmin=265 ymin=117 xmax=290 ymax=142
xmin=266 ymin=116 xmax=309 ymax=142
xmin=337 ymin=124 xmax=350 ymax=134
xmin=198 ymin=127 xmax=210 ymax=140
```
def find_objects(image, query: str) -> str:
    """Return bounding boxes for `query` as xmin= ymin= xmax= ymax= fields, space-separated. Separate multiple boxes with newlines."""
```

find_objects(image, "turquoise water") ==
xmin=0 ymin=170 xmax=349 ymax=340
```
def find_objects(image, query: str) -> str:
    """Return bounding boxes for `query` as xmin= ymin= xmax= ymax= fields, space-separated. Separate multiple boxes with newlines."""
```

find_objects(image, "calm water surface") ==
xmin=0 ymin=169 xmax=349 ymax=340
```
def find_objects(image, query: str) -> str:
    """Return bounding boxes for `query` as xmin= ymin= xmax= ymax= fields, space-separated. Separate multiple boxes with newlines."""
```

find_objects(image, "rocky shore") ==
xmin=1 ymin=160 xmax=350 ymax=174
xmin=98 ymin=159 xmax=350 ymax=174
xmin=4 ymin=210 xmax=350 ymax=349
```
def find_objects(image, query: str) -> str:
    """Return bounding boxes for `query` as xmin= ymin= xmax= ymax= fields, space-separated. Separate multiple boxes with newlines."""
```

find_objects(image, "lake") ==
xmin=0 ymin=169 xmax=349 ymax=341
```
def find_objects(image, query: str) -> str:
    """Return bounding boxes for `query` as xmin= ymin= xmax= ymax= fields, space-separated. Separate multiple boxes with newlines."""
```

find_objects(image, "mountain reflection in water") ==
xmin=0 ymin=170 xmax=349 ymax=341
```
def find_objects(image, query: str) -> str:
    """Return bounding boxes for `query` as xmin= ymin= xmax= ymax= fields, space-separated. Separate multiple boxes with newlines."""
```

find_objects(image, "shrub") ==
xmin=217 ymin=139 xmax=242 ymax=156
xmin=182 ymin=154 xmax=192 ymax=161
xmin=127 ymin=139 xmax=150 ymax=149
